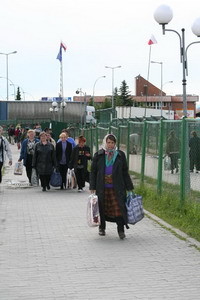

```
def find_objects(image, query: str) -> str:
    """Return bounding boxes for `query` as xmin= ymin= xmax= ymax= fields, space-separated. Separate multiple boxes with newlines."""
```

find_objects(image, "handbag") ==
xmin=50 ymin=170 xmax=62 ymax=187
xmin=14 ymin=162 xmax=23 ymax=175
xmin=86 ymin=194 xmax=101 ymax=227
xmin=125 ymin=192 xmax=144 ymax=225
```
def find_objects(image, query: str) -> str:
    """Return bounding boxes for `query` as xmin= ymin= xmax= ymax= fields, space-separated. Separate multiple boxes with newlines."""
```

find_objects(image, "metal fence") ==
xmin=2 ymin=117 xmax=200 ymax=204
xmin=83 ymin=118 xmax=200 ymax=204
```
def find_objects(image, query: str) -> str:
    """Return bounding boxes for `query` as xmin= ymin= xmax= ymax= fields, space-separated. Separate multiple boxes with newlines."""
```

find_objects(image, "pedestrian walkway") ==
xmin=0 ymin=144 xmax=200 ymax=300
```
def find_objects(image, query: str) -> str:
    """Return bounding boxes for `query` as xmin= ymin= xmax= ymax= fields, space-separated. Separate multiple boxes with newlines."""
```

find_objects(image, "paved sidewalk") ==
xmin=0 ymin=144 xmax=200 ymax=300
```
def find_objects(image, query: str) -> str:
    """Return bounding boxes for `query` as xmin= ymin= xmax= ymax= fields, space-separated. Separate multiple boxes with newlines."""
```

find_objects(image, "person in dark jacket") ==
xmin=56 ymin=132 xmax=72 ymax=189
xmin=18 ymin=129 xmax=39 ymax=184
xmin=189 ymin=131 xmax=200 ymax=173
xmin=89 ymin=134 xmax=134 ymax=240
xmin=69 ymin=135 xmax=91 ymax=192
xmin=32 ymin=131 xmax=57 ymax=191
xmin=166 ymin=130 xmax=180 ymax=174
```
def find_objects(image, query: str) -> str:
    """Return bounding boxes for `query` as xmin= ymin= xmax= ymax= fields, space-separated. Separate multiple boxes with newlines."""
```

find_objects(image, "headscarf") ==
xmin=102 ymin=134 xmax=118 ymax=166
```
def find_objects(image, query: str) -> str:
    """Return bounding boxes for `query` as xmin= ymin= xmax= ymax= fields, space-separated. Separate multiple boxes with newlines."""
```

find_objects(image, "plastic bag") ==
xmin=31 ymin=168 xmax=39 ymax=186
xmin=164 ymin=156 xmax=171 ymax=171
xmin=126 ymin=192 xmax=144 ymax=225
xmin=87 ymin=194 xmax=101 ymax=227
xmin=14 ymin=162 xmax=23 ymax=175
xmin=50 ymin=170 xmax=62 ymax=187
xmin=66 ymin=169 xmax=77 ymax=189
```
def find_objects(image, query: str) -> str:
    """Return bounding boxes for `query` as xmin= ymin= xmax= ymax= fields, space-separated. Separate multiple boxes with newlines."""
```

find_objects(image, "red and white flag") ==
xmin=61 ymin=41 xmax=67 ymax=51
xmin=148 ymin=35 xmax=157 ymax=45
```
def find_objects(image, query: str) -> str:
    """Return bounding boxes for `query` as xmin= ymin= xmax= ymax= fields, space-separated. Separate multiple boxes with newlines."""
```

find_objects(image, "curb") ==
xmin=144 ymin=209 xmax=200 ymax=250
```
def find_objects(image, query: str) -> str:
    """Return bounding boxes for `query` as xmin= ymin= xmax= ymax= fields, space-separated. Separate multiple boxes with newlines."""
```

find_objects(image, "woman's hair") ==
xmin=59 ymin=132 xmax=67 ymax=138
xmin=27 ymin=129 xmax=35 ymax=134
xmin=192 ymin=131 xmax=197 ymax=137
xmin=39 ymin=131 xmax=47 ymax=137
xmin=78 ymin=135 xmax=86 ymax=143
xmin=106 ymin=134 xmax=116 ymax=143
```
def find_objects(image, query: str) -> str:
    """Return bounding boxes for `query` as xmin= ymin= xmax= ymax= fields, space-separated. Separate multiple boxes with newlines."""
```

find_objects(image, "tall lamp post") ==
xmin=105 ymin=65 xmax=121 ymax=117
xmin=0 ymin=51 xmax=17 ymax=101
xmin=92 ymin=75 xmax=106 ymax=106
xmin=154 ymin=4 xmax=200 ymax=117
xmin=0 ymin=76 xmax=16 ymax=100
xmin=151 ymin=61 xmax=163 ymax=116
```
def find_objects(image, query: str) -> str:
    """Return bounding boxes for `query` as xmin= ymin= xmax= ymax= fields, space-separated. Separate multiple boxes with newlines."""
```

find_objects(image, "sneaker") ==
xmin=78 ymin=188 xmax=83 ymax=192
xmin=99 ymin=229 xmax=106 ymax=236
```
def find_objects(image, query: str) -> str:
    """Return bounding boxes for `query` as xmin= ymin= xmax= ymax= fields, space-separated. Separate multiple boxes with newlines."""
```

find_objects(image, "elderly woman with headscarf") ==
xmin=89 ymin=134 xmax=134 ymax=239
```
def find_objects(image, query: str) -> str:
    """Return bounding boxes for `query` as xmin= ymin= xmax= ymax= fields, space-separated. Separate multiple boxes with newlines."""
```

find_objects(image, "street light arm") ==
xmin=163 ymin=28 xmax=182 ymax=62
xmin=185 ymin=41 xmax=200 ymax=75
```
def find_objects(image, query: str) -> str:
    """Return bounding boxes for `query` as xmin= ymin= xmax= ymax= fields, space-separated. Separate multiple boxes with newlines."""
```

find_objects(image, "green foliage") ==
xmin=16 ymin=87 xmax=21 ymax=101
xmin=118 ymin=80 xmax=133 ymax=106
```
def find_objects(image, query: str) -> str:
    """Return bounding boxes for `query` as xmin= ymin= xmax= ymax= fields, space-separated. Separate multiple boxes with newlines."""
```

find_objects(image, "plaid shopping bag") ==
xmin=126 ymin=193 xmax=144 ymax=225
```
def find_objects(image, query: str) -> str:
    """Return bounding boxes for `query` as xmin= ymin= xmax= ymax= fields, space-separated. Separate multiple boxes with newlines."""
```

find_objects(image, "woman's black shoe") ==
xmin=99 ymin=229 xmax=106 ymax=236
xmin=118 ymin=231 xmax=125 ymax=239
xmin=47 ymin=185 xmax=50 ymax=190
xmin=42 ymin=187 xmax=46 ymax=192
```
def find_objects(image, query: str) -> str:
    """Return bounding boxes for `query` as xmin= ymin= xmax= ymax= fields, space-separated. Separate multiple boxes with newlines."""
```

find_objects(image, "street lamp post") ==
xmin=151 ymin=61 xmax=163 ymax=116
xmin=92 ymin=76 xmax=106 ymax=106
xmin=154 ymin=4 xmax=200 ymax=117
xmin=0 ymin=76 xmax=16 ymax=100
xmin=0 ymin=51 xmax=17 ymax=101
xmin=105 ymin=65 xmax=121 ymax=117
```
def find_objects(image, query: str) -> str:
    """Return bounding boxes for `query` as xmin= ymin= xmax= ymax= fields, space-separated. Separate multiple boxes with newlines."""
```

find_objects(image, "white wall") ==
xmin=116 ymin=106 xmax=174 ymax=120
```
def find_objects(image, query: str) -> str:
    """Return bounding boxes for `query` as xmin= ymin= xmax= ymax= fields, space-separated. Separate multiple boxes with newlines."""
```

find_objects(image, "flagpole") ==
xmin=144 ymin=45 xmax=151 ymax=117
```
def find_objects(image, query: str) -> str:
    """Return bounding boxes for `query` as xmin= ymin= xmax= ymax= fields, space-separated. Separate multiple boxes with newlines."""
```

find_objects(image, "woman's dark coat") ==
xmin=32 ymin=142 xmax=57 ymax=175
xmin=89 ymin=149 xmax=134 ymax=225
xmin=69 ymin=145 xmax=91 ymax=172
xmin=56 ymin=140 xmax=72 ymax=166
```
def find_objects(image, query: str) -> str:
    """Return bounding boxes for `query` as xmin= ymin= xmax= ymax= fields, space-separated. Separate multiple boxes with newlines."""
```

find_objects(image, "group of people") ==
xmin=18 ymin=128 xmax=91 ymax=192
xmin=1 ymin=124 xmax=135 ymax=239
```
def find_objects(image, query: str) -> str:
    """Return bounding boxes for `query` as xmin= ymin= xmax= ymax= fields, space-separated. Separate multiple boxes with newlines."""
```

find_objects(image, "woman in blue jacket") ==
xmin=18 ymin=129 xmax=39 ymax=184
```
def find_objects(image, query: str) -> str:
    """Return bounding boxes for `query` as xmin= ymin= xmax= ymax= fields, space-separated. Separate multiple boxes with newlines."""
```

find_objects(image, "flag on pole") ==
xmin=56 ymin=41 xmax=67 ymax=62
xmin=148 ymin=35 xmax=157 ymax=45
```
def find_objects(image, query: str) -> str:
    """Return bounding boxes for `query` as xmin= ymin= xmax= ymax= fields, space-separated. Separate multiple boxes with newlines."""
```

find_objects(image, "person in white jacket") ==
xmin=0 ymin=126 xmax=12 ymax=183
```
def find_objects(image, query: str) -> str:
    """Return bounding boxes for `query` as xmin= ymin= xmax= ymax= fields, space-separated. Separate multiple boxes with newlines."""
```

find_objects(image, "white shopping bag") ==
xmin=86 ymin=194 xmax=101 ymax=227
xmin=14 ymin=162 xmax=23 ymax=175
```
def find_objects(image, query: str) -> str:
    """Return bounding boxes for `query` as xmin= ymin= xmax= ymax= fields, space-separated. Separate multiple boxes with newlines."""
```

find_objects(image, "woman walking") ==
xmin=18 ymin=129 xmax=39 ymax=184
xmin=32 ymin=131 xmax=57 ymax=191
xmin=89 ymin=134 xmax=133 ymax=239
xmin=69 ymin=136 xmax=91 ymax=192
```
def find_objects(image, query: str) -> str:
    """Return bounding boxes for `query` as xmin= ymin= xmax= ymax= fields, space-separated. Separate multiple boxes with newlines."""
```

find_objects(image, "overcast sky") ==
xmin=1 ymin=0 xmax=200 ymax=104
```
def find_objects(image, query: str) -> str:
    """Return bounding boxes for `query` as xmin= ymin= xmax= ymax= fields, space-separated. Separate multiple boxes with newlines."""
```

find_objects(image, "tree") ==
xmin=16 ymin=87 xmax=22 ymax=101
xmin=118 ymin=80 xmax=133 ymax=106
xmin=114 ymin=87 xmax=123 ymax=106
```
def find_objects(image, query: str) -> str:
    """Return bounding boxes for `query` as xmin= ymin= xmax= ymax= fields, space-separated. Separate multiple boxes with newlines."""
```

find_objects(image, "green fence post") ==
xmin=96 ymin=126 xmax=99 ymax=152
xmin=180 ymin=117 xmax=187 ymax=205
xmin=157 ymin=119 xmax=164 ymax=195
xmin=127 ymin=120 xmax=130 ymax=168
xmin=90 ymin=126 xmax=93 ymax=157
xmin=141 ymin=120 xmax=147 ymax=184
xmin=117 ymin=126 xmax=120 ymax=150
